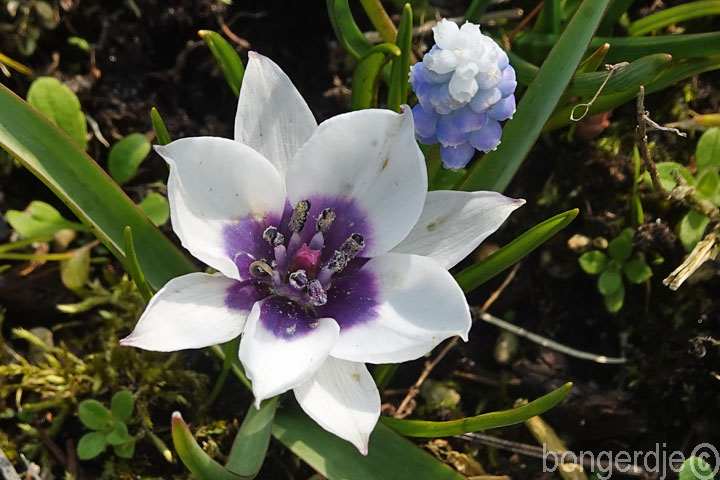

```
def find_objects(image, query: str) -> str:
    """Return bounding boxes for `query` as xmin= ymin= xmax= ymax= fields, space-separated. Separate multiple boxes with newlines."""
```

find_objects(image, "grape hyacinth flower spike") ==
xmin=120 ymin=52 xmax=524 ymax=454
xmin=410 ymin=19 xmax=517 ymax=170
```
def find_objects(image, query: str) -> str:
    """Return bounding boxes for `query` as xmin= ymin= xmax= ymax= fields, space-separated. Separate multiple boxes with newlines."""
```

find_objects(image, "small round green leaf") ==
xmin=60 ymin=245 xmax=91 ymax=291
xmin=77 ymin=431 xmax=107 ymax=460
xmin=578 ymin=250 xmax=608 ymax=274
xmin=697 ymin=168 xmax=720 ymax=203
xmin=110 ymin=390 xmax=135 ymax=422
xmin=679 ymin=455 xmax=715 ymax=480
xmin=696 ymin=127 xmax=720 ymax=171
xmin=623 ymin=259 xmax=652 ymax=284
xmin=608 ymin=229 xmax=633 ymax=261
xmin=603 ymin=282 xmax=624 ymax=313
xmin=137 ymin=192 xmax=170 ymax=227
xmin=113 ymin=438 xmax=135 ymax=459
xmin=647 ymin=162 xmax=696 ymax=191
xmin=598 ymin=270 xmax=622 ymax=295
xmin=106 ymin=421 xmax=130 ymax=446
xmin=679 ymin=210 xmax=711 ymax=252
xmin=27 ymin=77 xmax=87 ymax=149
xmin=78 ymin=399 xmax=112 ymax=430
xmin=5 ymin=200 xmax=85 ymax=238
xmin=108 ymin=133 xmax=152 ymax=186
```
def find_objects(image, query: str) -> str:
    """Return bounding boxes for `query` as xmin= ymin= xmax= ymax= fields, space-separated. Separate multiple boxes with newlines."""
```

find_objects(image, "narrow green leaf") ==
xmin=326 ymin=0 xmax=373 ymax=59
xmin=27 ymin=77 xmax=87 ymax=150
xmin=77 ymin=432 xmax=107 ymax=460
xmin=578 ymin=250 xmax=608 ymax=275
xmin=576 ymin=43 xmax=611 ymax=74
xmin=679 ymin=456 xmax=715 ymax=480
xmin=351 ymin=44 xmax=401 ymax=110
xmin=225 ymin=397 xmax=278 ymax=476
xmin=6 ymin=200 xmax=86 ymax=237
xmin=597 ymin=0 xmax=633 ymax=36
xmin=696 ymin=127 xmax=720 ymax=171
xmin=0 ymin=83 xmax=197 ymax=289
xmin=108 ymin=133 xmax=152 ymax=185
xmin=358 ymin=0 xmax=398 ymax=44
xmin=78 ymin=399 xmax=112 ymax=430
xmin=459 ymin=0 xmax=611 ymax=192
xmin=60 ymin=244 xmax=91 ymax=291
xmin=106 ymin=421 xmax=130 ymax=446
xmin=273 ymin=409 xmax=466 ymax=480
xmin=455 ymin=209 xmax=579 ymax=293
xmin=123 ymin=226 xmax=154 ymax=304
xmin=111 ymin=390 xmax=135 ymax=423
xmin=623 ymin=259 xmax=652 ymax=284
xmin=679 ymin=210 xmax=711 ymax=252
xmin=372 ymin=364 xmax=398 ymax=390
xmin=628 ymin=1 xmax=720 ymax=36
xmin=464 ymin=0 xmax=492 ymax=22
xmin=137 ymin=192 xmax=170 ymax=227
xmin=150 ymin=107 xmax=172 ymax=146
xmin=198 ymin=30 xmax=245 ymax=97
xmin=381 ymin=383 xmax=573 ymax=437
xmin=387 ymin=4 xmax=412 ymax=113
xmin=598 ymin=270 xmax=622 ymax=295
xmin=603 ymin=282 xmax=624 ymax=312
xmin=534 ymin=0 xmax=562 ymax=34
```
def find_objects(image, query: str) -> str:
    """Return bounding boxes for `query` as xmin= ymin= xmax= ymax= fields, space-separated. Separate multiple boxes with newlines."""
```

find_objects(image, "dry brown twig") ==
xmin=636 ymin=86 xmax=720 ymax=290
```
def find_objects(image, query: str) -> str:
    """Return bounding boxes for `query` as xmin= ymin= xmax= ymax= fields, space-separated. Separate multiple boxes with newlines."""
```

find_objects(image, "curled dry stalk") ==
xmin=636 ymin=86 xmax=720 ymax=290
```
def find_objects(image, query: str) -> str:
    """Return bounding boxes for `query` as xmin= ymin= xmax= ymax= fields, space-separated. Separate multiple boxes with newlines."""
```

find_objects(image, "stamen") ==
xmin=249 ymin=260 xmax=274 ymax=278
xmin=288 ymin=270 xmax=309 ymax=290
xmin=262 ymin=226 xmax=285 ymax=246
xmin=316 ymin=208 xmax=336 ymax=232
xmin=289 ymin=200 xmax=311 ymax=233
xmin=307 ymin=279 xmax=327 ymax=306
xmin=326 ymin=233 xmax=365 ymax=273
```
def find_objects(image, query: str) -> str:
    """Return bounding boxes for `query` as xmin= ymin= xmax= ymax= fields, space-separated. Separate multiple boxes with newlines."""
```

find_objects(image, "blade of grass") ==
xmin=596 ymin=0 xmax=633 ymax=35
xmin=387 ymin=3 xmax=412 ymax=113
xmin=326 ymin=0 xmax=373 ymax=59
xmin=459 ymin=0 xmax=611 ymax=192
xmin=628 ymin=0 xmax=720 ymax=36
xmin=123 ymin=226 xmax=154 ymax=303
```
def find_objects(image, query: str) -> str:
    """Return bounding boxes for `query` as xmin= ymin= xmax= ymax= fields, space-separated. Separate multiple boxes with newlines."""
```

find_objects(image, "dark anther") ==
xmin=289 ymin=200 xmax=311 ymax=233
xmin=262 ymin=226 xmax=285 ymax=246
xmin=249 ymin=260 xmax=274 ymax=278
xmin=308 ymin=280 xmax=327 ymax=306
xmin=316 ymin=208 xmax=336 ymax=232
xmin=288 ymin=270 xmax=309 ymax=289
xmin=326 ymin=233 xmax=365 ymax=273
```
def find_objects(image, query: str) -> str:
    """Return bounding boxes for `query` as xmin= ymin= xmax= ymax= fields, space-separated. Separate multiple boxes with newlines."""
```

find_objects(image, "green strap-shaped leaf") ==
xmin=172 ymin=412 xmax=250 ymax=480
xmin=0 ymin=83 xmax=196 ymax=290
xmin=272 ymin=410 xmax=466 ymax=480
xmin=576 ymin=43 xmax=611 ymax=74
xmin=225 ymin=397 xmax=279 ymax=476
xmin=533 ymin=0 xmax=561 ymax=34
xmin=351 ymin=43 xmax=401 ymax=110
xmin=198 ymin=30 xmax=245 ymax=97
xmin=459 ymin=0 xmax=611 ymax=192
xmin=150 ymin=107 xmax=172 ymax=146
xmin=464 ymin=0 xmax=492 ymax=22
xmin=326 ymin=0 xmax=373 ymax=59
xmin=123 ymin=226 xmax=154 ymax=303
xmin=387 ymin=3 xmax=413 ymax=113
xmin=628 ymin=0 xmax=720 ymax=36
xmin=381 ymin=383 xmax=572 ymax=437
xmin=455 ymin=209 xmax=579 ymax=293
xmin=596 ymin=0 xmax=633 ymax=36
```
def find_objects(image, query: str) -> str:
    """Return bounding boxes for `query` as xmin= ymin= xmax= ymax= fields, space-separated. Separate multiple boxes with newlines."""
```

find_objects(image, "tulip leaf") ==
xmin=198 ymin=30 xmax=245 ymax=97
xmin=326 ymin=0 xmax=373 ymax=59
xmin=77 ymin=431 xmax=107 ymax=460
xmin=597 ymin=0 xmax=633 ymax=36
xmin=351 ymin=43 xmax=401 ymax=110
xmin=6 ymin=200 xmax=86 ymax=238
xmin=123 ymin=226 xmax=154 ymax=303
xmin=387 ymin=3 xmax=413 ymax=113
xmin=225 ymin=397 xmax=278 ymax=476
xmin=273 ymin=409 xmax=466 ymax=480
xmin=172 ymin=412 xmax=252 ymax=479
xmin=150 ymin=107 xmax=172 ymax=146
xmin=381 ymin=382 xmax=572 ymax=437
xmin=459 ymin=0 xmax=611 ymax=192
xmin=138 ymin=192 xmax=170 ymax=227
xmin=455 ymin=209 xmax=579 ymax=293
xmin=26 ymin=77 xmax=88 ymax=150
xmin=696 ymin=127 xmax=720 ymax=171
xmin=108 ymin=133 xmax=152 ymax=186
xmin=628 ymin=1 xmax=720 ymax=36
xmin=0 ymin=83 xmax=197 ymax=289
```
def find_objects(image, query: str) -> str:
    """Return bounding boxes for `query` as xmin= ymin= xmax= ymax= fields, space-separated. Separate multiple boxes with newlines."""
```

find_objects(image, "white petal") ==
xmin=120 ymin=273 xmax=248 ymax=351
xmin=235 ymin=52 xmax=317 ymax=178
xmin=449 ymin=71 xmax=478 ymax=103
xmin=425 ymin=49 xmax=458 ymax=74
xmin=285 ymin=107 xmax=427 ymax=256
xmin=239 ymin=298 xmax=340 ymax=406
xmin=158 ymin=136 xmax=286 ymax=280
xmin=331 ymin=253 xmax=471 ymax=364
xmin=392 ymin=190 xmax=525 ymax=269
xmin=294 ymin=357 xmax=380 ymax=455
xmin=432 ymin=19 xmax=459 ymax=50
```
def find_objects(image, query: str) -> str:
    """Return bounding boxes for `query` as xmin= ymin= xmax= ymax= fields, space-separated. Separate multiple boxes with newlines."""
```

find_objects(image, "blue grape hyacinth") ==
xmin=409 ymin=19 xmax=517 ymax=170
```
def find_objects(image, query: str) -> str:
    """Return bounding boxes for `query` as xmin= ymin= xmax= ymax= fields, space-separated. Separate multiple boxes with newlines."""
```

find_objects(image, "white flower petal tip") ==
xmin=294 ymin=358 xmax=379 ymax=455
xmin=392 ymin=190 xmax=525 ymax=270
